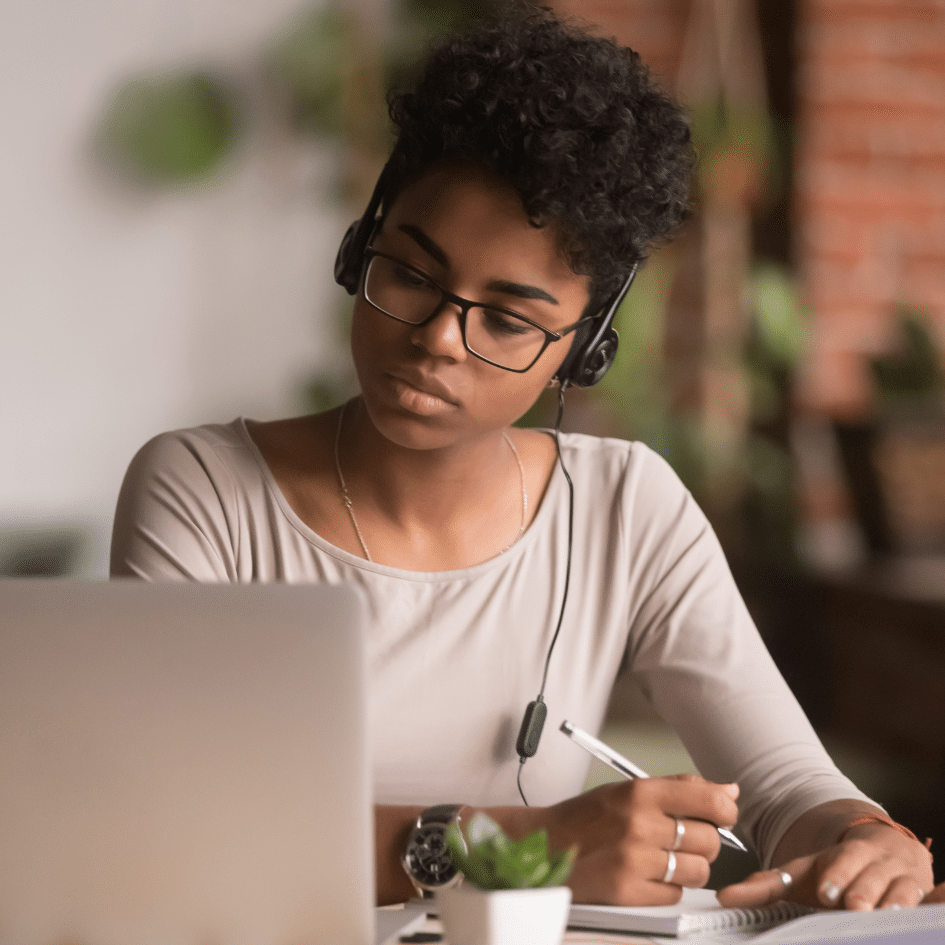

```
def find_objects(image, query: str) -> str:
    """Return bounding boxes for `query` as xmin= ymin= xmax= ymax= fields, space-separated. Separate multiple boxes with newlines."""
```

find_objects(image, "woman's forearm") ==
xmin=771 ymin=799 xmax=893 ymax=866
xmin=375 ymin=804 xmax=426 ymax=904
xmin=374 ymin=803 xmax=543 ymax=905
xmin=719 ymin=798 xmax=934 ymax=910
xmin=376 ymin=776 xmax=739 ymax=906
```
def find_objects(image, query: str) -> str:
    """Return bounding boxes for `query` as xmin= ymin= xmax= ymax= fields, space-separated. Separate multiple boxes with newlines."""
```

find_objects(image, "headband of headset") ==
xmin=333 ymin=158 xmax=639 ymax=388
xmin=333 ymin=157 xmax=394 ymax=296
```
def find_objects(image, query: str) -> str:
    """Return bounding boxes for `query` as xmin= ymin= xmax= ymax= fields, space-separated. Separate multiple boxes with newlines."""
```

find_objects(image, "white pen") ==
xmin=560 ymin=720 xmax=748 ymax=853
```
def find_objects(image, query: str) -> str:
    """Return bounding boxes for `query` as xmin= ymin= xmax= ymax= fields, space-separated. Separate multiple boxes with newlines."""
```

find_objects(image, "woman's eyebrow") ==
xmin=397 ymin=223 xmax=559 ymax=305
xmin=398 ymin=224 xmax=449 ymax=268
xmin=486 ymin=279 xmax=559 ymax=305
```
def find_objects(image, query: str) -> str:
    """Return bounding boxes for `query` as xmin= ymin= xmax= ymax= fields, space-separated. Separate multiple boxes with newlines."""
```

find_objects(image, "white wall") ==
xmin=1 ymin=0 xmax=372 ymax=576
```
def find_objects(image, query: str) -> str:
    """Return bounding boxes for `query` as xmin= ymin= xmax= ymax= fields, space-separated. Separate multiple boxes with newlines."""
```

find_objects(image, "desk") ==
xmin=394 ymin=908 xmax=945 ymax=944
xmin=396 ymin=915 xmax=699 ymax=944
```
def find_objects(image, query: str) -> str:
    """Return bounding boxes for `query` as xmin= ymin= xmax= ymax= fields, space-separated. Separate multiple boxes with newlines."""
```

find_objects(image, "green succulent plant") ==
xmin=445 ymin=814 xmax=577 ymax=891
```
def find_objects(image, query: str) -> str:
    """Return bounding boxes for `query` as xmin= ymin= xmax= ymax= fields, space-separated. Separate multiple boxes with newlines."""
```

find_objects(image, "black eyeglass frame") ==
xmin=360 ymin=248 xmax=586 ymax=373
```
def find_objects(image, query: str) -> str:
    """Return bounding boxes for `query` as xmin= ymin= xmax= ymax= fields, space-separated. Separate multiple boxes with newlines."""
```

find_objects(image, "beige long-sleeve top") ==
xmin=111 ymin=418 xmax=874 ymax=865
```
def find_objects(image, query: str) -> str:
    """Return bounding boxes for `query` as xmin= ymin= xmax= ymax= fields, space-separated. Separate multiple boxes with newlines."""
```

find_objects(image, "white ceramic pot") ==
xmin=436 ymin=884 xmax=572 ymax=945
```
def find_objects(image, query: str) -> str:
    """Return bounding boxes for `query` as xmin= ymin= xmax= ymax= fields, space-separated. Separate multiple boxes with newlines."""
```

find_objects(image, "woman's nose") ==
xmin=408 ymin=301 xmax=468 ymax=361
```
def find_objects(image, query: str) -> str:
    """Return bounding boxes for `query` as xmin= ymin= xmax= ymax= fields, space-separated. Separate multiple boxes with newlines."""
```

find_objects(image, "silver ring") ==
xmin=663 ymin=850 xmax=677 ymax=884
xmin=671 ymin=818 xmax=686 ymax=851
xmin=777 ymin=869 xmax=793 ymax=890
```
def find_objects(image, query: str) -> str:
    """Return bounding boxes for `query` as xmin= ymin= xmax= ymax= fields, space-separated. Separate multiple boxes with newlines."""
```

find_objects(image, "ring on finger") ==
xmin=671 ymin=818 xmax=686 ymax=851
xmin=663 ymin=850 xmax=677 ymax=884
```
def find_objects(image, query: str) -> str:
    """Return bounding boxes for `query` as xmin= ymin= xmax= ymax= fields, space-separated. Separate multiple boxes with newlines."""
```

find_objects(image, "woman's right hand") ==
xmin=540 ymin=774 xmax=740 ymax=906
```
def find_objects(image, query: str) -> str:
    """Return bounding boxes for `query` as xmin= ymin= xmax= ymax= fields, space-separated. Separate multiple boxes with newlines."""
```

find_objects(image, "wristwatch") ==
xmin=401 ymin=803 xmax=466 ymax=898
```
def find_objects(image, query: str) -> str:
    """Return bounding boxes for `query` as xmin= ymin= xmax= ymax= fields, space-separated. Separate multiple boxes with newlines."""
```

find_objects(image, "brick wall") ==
xmin=551 ymin=0 xmax=688 ymax=83
xmin=555 ymin=0 xmax=945 ymax=419
xmin=795 ymin=0 xmax=945 ymax=417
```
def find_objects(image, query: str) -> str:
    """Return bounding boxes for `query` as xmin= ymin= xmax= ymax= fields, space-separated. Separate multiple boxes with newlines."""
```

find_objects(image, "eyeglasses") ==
xmin=361 ymin=249 xmax=584 ymax=373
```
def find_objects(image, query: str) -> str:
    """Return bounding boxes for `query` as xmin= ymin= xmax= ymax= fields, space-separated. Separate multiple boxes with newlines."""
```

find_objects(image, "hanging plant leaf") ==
xmin=749 ymin=263 xmax=804 ymax=367
xmin=100 ymin=71 xmax=237 ymax=182
xmin=266 ymin=5 xmax=351 ymax=136
xmin=689 ymin=99 xmax=776 ymax=202
xmin=869 ymin=309 xmax=945 ymax=408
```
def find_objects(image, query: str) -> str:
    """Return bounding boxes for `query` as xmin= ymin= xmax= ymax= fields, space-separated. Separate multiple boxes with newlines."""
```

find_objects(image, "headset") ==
xmin=335 ymin=157 xmax=640 ymax=800
xmin=334 ymin=156 xmax=639 ymax=389
xmin=333 ymin=158 xmax=393 ymax=296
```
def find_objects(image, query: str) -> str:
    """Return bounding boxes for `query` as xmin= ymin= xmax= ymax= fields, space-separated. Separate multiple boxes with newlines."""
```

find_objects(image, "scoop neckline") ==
xmin=234 ymin=416 xmax=565 ymax=581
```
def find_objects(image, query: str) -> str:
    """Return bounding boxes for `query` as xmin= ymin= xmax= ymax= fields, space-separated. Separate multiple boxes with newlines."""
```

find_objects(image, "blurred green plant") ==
xmin=96 ymin=1 xmax=498 ymax=410
xmin=581 ymin=254 xmax=804 ymax=561
xmin=100 ymin=72 xmax=238 ymax=182
xmin=99 ymin=0 xmax=497 ymax=187
xmin=446 ymin=814 xmax=576 ymax=891
xmin=265 ymin=5 xmax=353 ymax=137
xmin=689 ymin=100 xmax=778 ymax=204
xmin=869 ymin=308 xmax=944 ymax=412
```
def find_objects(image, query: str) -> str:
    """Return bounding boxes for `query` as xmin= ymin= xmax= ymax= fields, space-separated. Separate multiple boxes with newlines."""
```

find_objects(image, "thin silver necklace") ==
xmin=334 ymin=401 xmax=528 ymax=563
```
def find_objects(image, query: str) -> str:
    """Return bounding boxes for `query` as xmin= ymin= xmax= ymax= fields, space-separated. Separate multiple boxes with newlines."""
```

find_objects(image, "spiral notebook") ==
xmin=568 ymin=888 xmax=813 ymax=937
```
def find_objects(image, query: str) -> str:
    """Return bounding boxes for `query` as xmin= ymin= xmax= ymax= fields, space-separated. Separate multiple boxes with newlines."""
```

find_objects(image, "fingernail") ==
xmin=823 ymin=884 xmax=841 ymax=904
xmin=724 ymin=783 xmax=740 ymax=798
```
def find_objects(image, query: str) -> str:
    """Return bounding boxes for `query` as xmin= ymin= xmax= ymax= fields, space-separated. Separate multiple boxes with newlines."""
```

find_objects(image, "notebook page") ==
xmin=746 ymin=902 xmax=945 ymax=943
xmin=568 ymin=888 xmax=812 ymax=936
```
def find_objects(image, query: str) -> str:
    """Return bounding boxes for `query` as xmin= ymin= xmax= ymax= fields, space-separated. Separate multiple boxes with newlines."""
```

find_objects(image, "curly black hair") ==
xmin=386 ymin=5 xmax=694 ymax=308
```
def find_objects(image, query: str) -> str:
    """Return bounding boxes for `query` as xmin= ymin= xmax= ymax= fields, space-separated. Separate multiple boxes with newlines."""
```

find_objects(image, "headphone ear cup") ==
xmin=571 ymin=328 xmax=619 ymax=388
xmin=334 ymin=219 xmax=363 ymax=295
xmin=335 ymin=153 xmax=397 ymax=296
xmin=558 ymin=262 xmax=637 ymax=388
xmin=553 ymin=319 xmax=592 ymax=388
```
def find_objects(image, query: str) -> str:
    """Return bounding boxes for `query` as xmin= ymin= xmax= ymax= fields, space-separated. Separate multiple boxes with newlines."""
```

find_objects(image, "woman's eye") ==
xmin=481 ymin=309 xmax=535 ymax=336
xmin=392 ymin=263 xmax=435 ymax=291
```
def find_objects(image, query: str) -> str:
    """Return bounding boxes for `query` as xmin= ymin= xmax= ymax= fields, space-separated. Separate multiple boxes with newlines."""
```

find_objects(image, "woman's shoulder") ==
xmin=546 ymin=430 xmax=702 ymax=539
xmin=119 ymin=419 xmax=287 ymax=515
xmin=129 ymin=418 xmax=255 ymax=473
xmin=125 ymin=412 xmax=338 ymax=518
xmin=549 ymin=430 xmax=684 ymax=489
xmin=112 ymin=420 xmax=264 ymax=581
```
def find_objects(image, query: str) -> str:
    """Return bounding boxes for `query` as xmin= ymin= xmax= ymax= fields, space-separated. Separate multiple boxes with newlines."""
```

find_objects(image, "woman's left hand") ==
xmin=718 ymin=820 xmax=934 ymax=911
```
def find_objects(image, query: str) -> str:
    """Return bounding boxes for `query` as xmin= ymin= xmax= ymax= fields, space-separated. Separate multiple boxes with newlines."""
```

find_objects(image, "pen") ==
xmin=560 ymin=720 xmax=748 ymax=853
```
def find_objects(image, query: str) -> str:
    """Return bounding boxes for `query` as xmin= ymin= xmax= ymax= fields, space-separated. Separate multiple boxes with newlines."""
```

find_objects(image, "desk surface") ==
xmin=399 ymin=915 xmax=680 ymax=944
xmin=403 ymin=904 xmax=945 ymax=944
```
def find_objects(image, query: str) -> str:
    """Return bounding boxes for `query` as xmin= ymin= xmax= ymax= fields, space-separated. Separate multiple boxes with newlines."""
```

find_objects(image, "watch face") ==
xmin=406 ymin=823 xmax=457 ymax=888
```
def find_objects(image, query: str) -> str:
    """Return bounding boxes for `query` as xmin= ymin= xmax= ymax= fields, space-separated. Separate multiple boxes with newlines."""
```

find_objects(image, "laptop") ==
xmin=0 ymin=580 xmax=402 ymax=945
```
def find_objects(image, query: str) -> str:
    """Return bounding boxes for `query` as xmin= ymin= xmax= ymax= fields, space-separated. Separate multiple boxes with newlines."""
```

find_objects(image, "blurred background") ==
xmin=2 ymin=0 xmax=943 ymax=880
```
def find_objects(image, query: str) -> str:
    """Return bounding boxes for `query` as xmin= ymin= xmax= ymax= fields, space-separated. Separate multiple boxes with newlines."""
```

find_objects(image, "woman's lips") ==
xmin=386 ymin=373 xmax=458 ymax=415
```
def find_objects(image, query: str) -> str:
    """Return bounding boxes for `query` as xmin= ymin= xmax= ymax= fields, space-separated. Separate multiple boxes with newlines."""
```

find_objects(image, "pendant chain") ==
xmin=334 ymin=401 xmax=528 ymax=564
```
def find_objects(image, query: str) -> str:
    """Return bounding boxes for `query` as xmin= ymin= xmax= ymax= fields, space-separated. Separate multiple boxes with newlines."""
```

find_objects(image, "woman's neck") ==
xmin=337 ymin=397 xmax=518 ymax=536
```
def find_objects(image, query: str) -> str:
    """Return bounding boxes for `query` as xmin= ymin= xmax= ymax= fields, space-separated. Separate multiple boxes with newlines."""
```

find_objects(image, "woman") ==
xmin=112 ymin=7 xmax=935 ymax=910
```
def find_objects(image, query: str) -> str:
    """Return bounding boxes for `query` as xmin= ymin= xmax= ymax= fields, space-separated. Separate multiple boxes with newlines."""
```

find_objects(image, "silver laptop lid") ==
xmin=0 ymin=580 xmax=374 ymax=945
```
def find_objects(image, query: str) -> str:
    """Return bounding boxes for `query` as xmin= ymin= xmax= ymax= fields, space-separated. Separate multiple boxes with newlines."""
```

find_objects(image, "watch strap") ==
xmin=420 ymin=804 xmax=464 ymax=827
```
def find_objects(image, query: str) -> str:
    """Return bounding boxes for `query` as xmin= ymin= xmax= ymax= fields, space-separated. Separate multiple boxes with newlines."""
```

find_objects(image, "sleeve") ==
xmin=621 ymin=448 xmax=876 ymax=867
xmin=110 ymin=431 xmax=239 ymax=581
